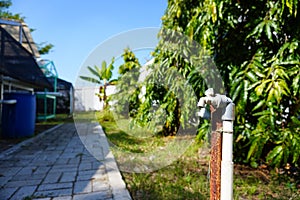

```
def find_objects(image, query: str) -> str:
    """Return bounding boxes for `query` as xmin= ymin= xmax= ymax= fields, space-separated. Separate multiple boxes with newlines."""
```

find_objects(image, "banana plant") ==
xmin=80 ymin=59 xmax=115 ymax=108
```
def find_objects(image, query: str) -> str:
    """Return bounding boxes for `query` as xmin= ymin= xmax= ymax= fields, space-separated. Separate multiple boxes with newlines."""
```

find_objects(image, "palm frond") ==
xmin=87 ymin=66 xmax=102 ymax=80
xmin=79 ymin=76 xmax=101 ymax=84
xmin=109 ymin=79 xmax=118 ymax=85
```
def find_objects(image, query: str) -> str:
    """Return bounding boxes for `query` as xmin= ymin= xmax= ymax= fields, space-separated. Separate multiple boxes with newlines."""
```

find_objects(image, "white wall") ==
xmin=74 ymin=85 xmax=116 ymax=111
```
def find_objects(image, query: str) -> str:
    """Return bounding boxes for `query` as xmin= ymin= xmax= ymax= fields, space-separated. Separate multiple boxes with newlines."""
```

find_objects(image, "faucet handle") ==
xmin=205 ymin=88 xmax=215 ymax=97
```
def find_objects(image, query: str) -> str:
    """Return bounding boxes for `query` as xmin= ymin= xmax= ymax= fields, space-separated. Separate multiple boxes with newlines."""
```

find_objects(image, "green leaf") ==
xmin=286 ymin=0 xmax=296 ymax=16
xmin=247 ymin=137 xmax=260 ymax=161
xmin=87 ymin=66 xmax=101 ymax=80
xmin=253 ymin=110 xmax=270 ymax=116
xmin=231 ymin=83 xmax=243 ymax=102
xmin=211 ymin=2 xmax=217 ymax=23
xmin=252 ymin=100 xmax=265 ymax=111
xmin=231 ymin=76 xmax=244 ymax=89
xmin=218 ymin=1 xmax=224 ymax=19
xmin=292 ymin=74 xmax=300 ymax=95
xmin=247 ymin=22 xmax=264 ymax=39
xmin=246 ymin=71 xmax=258 ymax=82
xmin=243 ymin=80 xmax=249 ymax=102
xmin=275 ymin=68 xmax=289 ymax=80
xmin=247 ymin=81 xmax=261 ymax=91
xmin=265 ymin=22 xmax=273 ymax=42
xmin=292 ymin=141 xmax=300 ymax=163
xmin=283 ymin=145 xmax=290 ymax=164
xmin=278 ymin=79 xmax=290 ymax=95
xmin=272 ymin=150 xmax=283 ymax=167
xmin=267 ymin=88 xmax=275 ymax=102
xmin=278 ymin=60 xmax=300 ymax=65
xmin=255 ymin=80 xmax=270 ymax=96
xmin=176 ymin=7 xmax=181 ymax=18
xmin=253 ymin=59 xmax=264 ymax=69
xmin=79 ymin=76 xmax=101 ymax=84
xmin=266 ymin=146 xmax=283 ymax=163
xmin=250 ymin=161 xmax=259 ymax=168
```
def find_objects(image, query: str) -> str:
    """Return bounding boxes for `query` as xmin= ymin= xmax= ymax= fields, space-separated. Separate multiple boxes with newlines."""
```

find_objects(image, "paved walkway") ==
xmin=0 ymin=123 xmax=132 ymax=200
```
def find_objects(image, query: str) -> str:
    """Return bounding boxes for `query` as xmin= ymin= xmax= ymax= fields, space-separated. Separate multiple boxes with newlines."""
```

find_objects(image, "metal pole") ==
xmin=197 ymin=88 xmax=233 ymax=200
xmin=19 ymin=25 xmax=22 ymax=44
xmin=210 ymin=105 xmax=223 ymax=200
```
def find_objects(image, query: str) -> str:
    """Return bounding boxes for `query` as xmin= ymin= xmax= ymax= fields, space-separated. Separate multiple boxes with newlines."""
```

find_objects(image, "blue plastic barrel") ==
xmin=1 ymin=92 xmax=36 ymax=138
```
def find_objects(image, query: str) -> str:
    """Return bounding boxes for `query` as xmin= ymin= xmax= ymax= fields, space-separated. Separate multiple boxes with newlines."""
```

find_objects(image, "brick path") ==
xmin=0 ymin=123 xmax=132 ymax=200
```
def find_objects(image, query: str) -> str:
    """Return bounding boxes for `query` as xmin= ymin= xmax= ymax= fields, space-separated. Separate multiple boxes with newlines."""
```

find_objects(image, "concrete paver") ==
xmin=0 ymin=123 xmax=132 ymax=200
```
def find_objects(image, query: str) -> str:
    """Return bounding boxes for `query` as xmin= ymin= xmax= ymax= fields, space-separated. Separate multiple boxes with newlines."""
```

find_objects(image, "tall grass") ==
xmin=98 ymin=110 xmax=300 ymax=200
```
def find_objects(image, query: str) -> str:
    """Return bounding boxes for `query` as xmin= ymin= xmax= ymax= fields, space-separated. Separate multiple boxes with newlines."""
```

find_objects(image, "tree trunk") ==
xmin=103 ymin=80 xmax=108 ymax=109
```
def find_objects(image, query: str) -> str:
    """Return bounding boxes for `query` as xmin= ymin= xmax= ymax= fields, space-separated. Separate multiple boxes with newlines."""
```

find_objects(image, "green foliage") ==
xmin=100 ymin=115 xmax=299 ymax=199
xmin=111 ymin=48 xmax=141 ymax=118
xmin=1 ymin=1 xmax=54 ymax=55
xmin=97 ymin=109 xmax=115 ymax=123
xmin=219 ymin=0 xmax=300 ymax=168
xmin=0 ymin=0 xmax=11 ymax=8
xmin=118 ymin=48 xmax=141 ymax=75
xmin=80 ymin=59 xmax=114 ymax=84
xmin=0 ymin=0 xmax=24 ymax=20
xmin=137 ymin=0 xmax=300 ymax=168
xmin=196 ymin=119 xmax=211 ymax=142
xmin=38 ymin=43 xmax=54 ymax=55
xmin=80 ymin=59 xmax=115 ymax=108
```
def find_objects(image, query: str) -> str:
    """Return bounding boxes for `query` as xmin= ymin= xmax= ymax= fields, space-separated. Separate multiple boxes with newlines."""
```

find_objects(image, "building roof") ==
xmin=0 ymin=19 xmax=40 ymax=58
xmin=0 ymin=23 xmax=52 ymax=89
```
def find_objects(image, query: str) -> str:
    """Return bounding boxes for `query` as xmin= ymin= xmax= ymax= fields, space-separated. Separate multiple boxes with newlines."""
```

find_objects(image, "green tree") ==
xmin=37 ymin=43 xmax=54 ymax=55
xmin=111 ymin=48 xmax=142 ymax=117
xmin=134 ymin=0 xmax=300 ymax=168
xmin=0 ymin=0 xmax=23 ymax=20
xmin=80 ymin=59 xmax=115 ymax=108
xmin=118 ymin=48 xmax=141 ymax=75
xmin=0 ymin=0 xmax=53 ymax=55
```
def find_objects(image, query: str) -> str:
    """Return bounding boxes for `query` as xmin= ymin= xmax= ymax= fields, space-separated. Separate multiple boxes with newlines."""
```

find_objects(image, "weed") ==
xmin=99 ymin=113 xmax=300 ymax=200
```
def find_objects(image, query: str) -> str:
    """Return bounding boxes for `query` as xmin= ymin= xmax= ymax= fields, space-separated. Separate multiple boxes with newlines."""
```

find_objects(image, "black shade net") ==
xmin=0 ymin=26 xmax=52 ymax=90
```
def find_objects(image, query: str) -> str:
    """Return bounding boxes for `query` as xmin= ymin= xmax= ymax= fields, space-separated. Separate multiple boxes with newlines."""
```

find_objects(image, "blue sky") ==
xmin=10 ymin=0 xmax=167 ymax=84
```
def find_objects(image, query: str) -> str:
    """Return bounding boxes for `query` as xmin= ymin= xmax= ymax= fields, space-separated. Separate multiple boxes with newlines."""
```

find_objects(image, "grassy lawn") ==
xmin=73 ymin=111 xmax=98 ymax=123
xmin=97 ymin=110 xmax=300 ymax=200
xmin=35 ymin=113 xmax=73 ymax=132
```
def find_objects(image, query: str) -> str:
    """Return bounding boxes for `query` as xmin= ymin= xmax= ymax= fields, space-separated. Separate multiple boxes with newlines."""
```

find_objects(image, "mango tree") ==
xmin=133 ymin=0 xmax=300 ymax=168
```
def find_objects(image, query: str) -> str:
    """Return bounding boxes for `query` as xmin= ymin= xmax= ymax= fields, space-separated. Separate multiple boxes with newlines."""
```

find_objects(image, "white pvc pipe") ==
xmin=221 ymin=120 xmax=234 ymax=200
xmin=0 ymin=99 xmax=17 ymax=104
xmin=35 ymin=92 xmax=63 ymax=97
xmin=221 ymin=159 xmax=233 ymax=200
